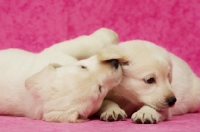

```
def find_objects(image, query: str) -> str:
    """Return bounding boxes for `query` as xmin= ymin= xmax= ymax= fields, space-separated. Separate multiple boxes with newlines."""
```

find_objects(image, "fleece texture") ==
xmin=0 ymin=0 xmax=199 ymax=132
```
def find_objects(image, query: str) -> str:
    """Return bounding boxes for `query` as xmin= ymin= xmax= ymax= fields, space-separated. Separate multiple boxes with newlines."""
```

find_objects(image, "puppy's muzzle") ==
xmin=109 ymin=59 xmax=119 ymax=69
xmin=166 ymin=96 xmax=177 ymax=107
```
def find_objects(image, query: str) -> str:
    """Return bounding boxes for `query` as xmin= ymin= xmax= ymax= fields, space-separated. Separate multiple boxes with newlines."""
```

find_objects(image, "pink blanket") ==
xmin=0 ymin=0 xmax=199 ymax=131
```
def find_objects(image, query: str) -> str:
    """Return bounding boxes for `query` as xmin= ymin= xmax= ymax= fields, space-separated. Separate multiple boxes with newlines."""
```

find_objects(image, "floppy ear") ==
xmin=25 ymin=63 xmax=61 ymax=98
xmin=168 ymin=65 xmax=173 ymax=83
xmin=97 ymin=45 xmax=129 ymax=65
xmin=167 ymin=58 xmax=173 ymax=83
xmin=168 ymin=72 xmax=172 ymax=83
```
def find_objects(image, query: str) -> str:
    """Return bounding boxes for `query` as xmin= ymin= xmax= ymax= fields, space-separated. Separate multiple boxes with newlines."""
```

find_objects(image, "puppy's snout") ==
xmin=166 ymin=96 xmax=177 ymax=107
xmin=109 ymin=59 xmax=119 ymax=69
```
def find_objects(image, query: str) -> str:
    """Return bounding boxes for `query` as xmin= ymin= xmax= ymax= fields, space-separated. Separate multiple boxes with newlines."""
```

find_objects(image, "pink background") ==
xmin=0 ymin=0 xmax=200 ymax=132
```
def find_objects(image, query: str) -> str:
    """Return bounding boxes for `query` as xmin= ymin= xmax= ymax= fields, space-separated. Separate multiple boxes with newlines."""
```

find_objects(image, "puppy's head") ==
xmin=25 ymin=55 xmax=122 ymax=122
xmin=98 ymin=40 xmax=176 ymax=111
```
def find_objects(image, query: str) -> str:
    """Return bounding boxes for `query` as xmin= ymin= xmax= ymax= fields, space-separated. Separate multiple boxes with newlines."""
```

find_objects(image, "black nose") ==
xmin=166 ymin=97 xmax=177 ymax=107
xmin=109 ymin=59 xmax=119 ymax=69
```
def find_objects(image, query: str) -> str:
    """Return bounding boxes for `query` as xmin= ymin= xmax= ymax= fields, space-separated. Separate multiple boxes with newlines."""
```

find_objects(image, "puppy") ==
xmin=96 ymin=40 xmax=200 ymax=124
xmin=0 ymin=28 xmax=123 ymax=123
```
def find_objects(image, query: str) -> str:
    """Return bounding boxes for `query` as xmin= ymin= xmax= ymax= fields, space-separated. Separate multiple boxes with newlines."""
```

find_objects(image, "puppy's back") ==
xmin=0 ymin=49 xmax=36 ymax=116
xmin=0 ymin=49 xmax=35 ymax=80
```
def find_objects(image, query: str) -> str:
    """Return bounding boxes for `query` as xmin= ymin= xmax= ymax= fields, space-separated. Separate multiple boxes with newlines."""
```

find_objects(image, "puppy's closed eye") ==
xmin=80 ymin=65 xmax=87 ymax=69
xmin=99 ymin=85 xmax=102 ymax=93
xmin=144 ymin=77 xmax=156 ymax=84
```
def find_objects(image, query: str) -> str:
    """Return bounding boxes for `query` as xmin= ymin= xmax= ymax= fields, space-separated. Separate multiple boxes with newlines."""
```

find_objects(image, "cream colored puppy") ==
xmin=0 ymin=28 xmax=123 ymax=123
xmin=96 ymin=40 xmax=200 ymax=124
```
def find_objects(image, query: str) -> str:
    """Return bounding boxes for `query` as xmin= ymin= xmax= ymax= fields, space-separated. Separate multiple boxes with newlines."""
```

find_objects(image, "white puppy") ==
xmin=0 ymin=28 xmax=123 ymax=123
xmin=96 ymin=40 xmax=200 ymax=124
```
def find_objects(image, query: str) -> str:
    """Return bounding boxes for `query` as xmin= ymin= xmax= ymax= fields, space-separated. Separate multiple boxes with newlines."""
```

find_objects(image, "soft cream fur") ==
xmin=96 ymin=40 xmax=200 ymax=123
xmin=0 ymin=28 xmax=123 ymax=123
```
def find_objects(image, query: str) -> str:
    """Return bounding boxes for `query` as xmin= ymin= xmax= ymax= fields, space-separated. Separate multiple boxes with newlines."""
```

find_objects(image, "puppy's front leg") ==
xmin=131 ymin=105 xmax=171 ymax=124
xmin=43 ymin=110 xmax=88 ymax=123
xmin=96 ymin=99 xmax=127 ymax=121
xmin=45 ymin=28 xmax=118 ymax=60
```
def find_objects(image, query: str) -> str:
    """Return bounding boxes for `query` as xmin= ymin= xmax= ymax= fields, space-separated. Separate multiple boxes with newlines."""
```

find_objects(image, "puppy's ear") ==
xmin=25 ymin=63 xmax=61 ymax=97
xmin=167 ymin=60 xmax=173 ymax=83
xmin=97 ymin=45 xmax=129 ymax=65
xmin=168 ymin=68 xmax=173 ymax=83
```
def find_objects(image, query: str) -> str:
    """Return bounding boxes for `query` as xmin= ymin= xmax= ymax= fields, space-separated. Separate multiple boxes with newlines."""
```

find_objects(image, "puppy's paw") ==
xmin=100 ymin=108 xmax=127 ymax=121
xmin=131 ymin=106 xmax=160 ymax=124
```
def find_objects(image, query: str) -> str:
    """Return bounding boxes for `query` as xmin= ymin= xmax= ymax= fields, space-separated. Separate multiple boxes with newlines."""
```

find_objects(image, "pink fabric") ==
xmin=0 ymin=0 xmax=200 ymax=131
xmin=0 ymin=113 xmax=200 ymax=132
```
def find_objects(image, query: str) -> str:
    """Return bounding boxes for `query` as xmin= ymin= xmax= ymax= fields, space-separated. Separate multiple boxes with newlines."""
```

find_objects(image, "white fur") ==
xmin=96 ymin=40 xmax=200 ymax=123
xmin=0 ymin=28 xmax=123 ymax=123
